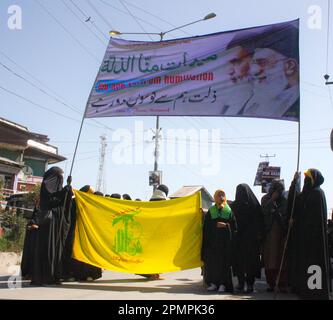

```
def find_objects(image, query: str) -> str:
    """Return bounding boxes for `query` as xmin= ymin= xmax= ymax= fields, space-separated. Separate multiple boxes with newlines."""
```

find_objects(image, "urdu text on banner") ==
xmin=85 ymin=19 xmax=299 ymax=121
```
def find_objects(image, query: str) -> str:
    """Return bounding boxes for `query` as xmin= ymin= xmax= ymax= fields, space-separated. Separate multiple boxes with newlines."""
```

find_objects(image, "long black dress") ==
xmin=231 ymin=184 xmax=264 ymax=290
xmin=21 ymin=209 xmax=38 ymax=279
xmin=287 ymin=169 xmax=330 ymax=300
xmin=23 ymin=167 xmax=70 ymax=285
xmin=201 ymin=204 xmax=237 ymax=292
xmin=61 ymin=186 xmax=102 ymax=281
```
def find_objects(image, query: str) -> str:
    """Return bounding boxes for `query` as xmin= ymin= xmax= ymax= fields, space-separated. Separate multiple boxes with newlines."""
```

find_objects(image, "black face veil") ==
xmin=42 ymin=166 xmax=64 ymax=194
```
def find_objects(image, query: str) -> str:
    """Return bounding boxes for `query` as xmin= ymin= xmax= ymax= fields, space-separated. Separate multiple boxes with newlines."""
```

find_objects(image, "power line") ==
xmin=162 ymin=137 xmax=327 ymax=146
xmin=122 ymin=0 xmax=192 ymax=37
xmin=118 ymin=0 xmax=154 ymax=41
xmin=62 ymin=149 xmax=100 ymax=156
xmin=61 ymin=0 xmax=107 ymax=46
xmin=179 ymin=163 xmax=214 ymax=186
xmin=302 ymin=80 xmax=327 ymax=91
xmin=0 ymin=60 xmax=80 ymax=116
xmin=98 ymin=0 xmax=172 ymax=35
xmin=35 ymin=0 xmax=101 ymax=63
xmin=0 ymin=50 xmax=71 ymax=103
xmin=302 ymin=87 xmax=331 ymax=100
xmin=76 ymin=155 xmax=100 ymax=162
xmin=69 ymin=0 xmax=109 ymax=40
xmin=0 ymin=58 xmax=115 ymax=131
xmin=86 ymin=0 xmax=115 ymax=30
xmin=0 ymin=85 xmax=80 ymax=123
xmin=215 ymin=127 xmax=330 ymax=140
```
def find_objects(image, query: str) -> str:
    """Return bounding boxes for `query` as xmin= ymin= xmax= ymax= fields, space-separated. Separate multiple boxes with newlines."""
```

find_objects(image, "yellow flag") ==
xmin=73 ymin=190 xmax=203 ymax=274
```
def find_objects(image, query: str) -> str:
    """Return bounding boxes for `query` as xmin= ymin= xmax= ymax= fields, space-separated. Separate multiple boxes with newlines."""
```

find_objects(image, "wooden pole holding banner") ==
xmin=153 ymin=115 xmax=160 ymax=191
xmin=274 ymin=119 xmax=300 ymax=299
xmin=55 ymin=100 xmax=90 ymax=252
xmin=274 ymin=119 xmax=331 ymax=299
xmin=68 ymin=102 xmax=90 ymax=181
xmin=151 ymin=32 xmax=165 ymax=192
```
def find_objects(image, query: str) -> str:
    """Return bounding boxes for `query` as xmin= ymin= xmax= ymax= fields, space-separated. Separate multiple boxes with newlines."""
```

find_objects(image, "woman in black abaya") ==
xmin=61 ymin=185 xmax=102 ymax=282
xmin=287 ymin=169 xmax=330 ymax=300
xmin=24 ymin=166 xmax=71 ymax=285
xmin=231 ymin=183 xmax=264 ymax=293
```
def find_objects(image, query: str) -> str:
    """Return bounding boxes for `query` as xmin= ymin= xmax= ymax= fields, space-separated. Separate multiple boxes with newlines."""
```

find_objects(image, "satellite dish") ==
xmin=331 ymin=129 xmax=333 ymax=152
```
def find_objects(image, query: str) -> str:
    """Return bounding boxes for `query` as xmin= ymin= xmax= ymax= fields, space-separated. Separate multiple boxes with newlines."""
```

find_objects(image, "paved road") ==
xmin=0 ymin=268 xmax=298 ymax=300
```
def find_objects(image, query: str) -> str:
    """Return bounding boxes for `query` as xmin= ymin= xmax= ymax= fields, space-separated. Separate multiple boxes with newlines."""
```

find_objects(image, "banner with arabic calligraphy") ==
xmin=72 ymin=190 xmax=202 ymax=273
xmin=85 ymin=19 xmax=299 ymax=121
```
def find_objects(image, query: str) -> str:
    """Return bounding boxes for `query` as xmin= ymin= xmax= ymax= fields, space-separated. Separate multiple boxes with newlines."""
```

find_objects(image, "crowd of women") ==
xmin=20 ymin=166 xmax=331 ymax=300
xmin=20 ymin=167 xmax=170 ymax=285
xmin=202 ymin=169 xmax=331 ymax=300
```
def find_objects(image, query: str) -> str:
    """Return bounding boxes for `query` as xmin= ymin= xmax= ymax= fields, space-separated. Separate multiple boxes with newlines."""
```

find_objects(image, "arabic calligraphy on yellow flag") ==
xmin=72 ymin=190 xmax=203 ymax=273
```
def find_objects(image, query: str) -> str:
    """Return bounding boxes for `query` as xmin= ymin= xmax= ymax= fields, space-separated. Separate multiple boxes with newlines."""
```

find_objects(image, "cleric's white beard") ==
xmin=252 ymin=64 xmax=289 ymax=102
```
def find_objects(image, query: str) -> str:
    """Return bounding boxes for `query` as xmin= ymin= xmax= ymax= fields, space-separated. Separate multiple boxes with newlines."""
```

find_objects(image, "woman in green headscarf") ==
xmin=201 ymin=189 xmax=237 ymax=293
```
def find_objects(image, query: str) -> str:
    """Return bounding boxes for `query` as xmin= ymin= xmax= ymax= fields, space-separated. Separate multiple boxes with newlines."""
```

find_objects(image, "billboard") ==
xmin=261 ymin=166 xmax=281 ymax=193
xmin=85 ymin=20 xmax=299 ymax=121
xmin=254 ymin=161 xmax=269 ymax=186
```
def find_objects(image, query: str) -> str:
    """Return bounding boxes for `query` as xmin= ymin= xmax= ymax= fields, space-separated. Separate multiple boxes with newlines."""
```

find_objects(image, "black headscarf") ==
xmin=232 ymin=183 xmax=263 ymax=234
xmin=42 ymin=167 xmax=64 ymax=193
xmin=267 ymin=179 xmax=285 ymax=204
xmin=80 ymin=185 xmax=92 ymax=193
xmin=295 ymin=168 xmax=330 ymax=299
xmin=268 ymin=179 xmax=285 ymax=195
xmin=39 ymin=166 xmax=64 ymax=210
xmin=302 ymin=168 xmax=324 ymax=196
xmin=122 ymin=194 xmax=132 ymax=200
xmin=234 ymin=183 xmax=261 ymax=209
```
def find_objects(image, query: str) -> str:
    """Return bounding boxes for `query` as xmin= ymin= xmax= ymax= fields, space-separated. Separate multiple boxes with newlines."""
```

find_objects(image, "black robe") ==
xmin=61 ymin=193 xmax=102 ymax=281
xmin=22 ymin=167 xmax=70 ymax=285
xmin=201 ymin=206 xmax=237 ymax=291
xmin=231 ymin=184 xmax=264 ymax=285
xmin=21 ymin=210 xmax=38 ymax=279
xmin=287 ymin=169 xmax=330 ymax=300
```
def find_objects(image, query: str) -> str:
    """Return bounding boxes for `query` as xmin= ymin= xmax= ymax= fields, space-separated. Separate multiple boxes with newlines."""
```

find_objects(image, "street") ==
xmin=0 ymin=268 xmax=298 ymax=300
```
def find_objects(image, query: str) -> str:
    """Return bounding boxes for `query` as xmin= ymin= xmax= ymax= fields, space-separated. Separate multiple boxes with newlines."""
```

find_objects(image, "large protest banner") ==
xmin=85 ymin=20 xmax=299 ymax=121
xmin=72 ymin=190 xmax=203 ymax=273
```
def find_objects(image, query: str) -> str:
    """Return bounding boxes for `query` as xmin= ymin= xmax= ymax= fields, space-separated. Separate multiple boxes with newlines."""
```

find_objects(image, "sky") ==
xmin=0 ymin=0 xmax=332 ymax=210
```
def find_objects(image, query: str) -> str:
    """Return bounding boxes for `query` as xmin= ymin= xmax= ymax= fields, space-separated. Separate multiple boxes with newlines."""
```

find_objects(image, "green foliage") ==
xmin=0 ymin=237 xmax=10 ymax=251
xmin=26 ymin=184 xmax=41 ymax=204
xmin=0 ymin=214 xmax=26 ymax=253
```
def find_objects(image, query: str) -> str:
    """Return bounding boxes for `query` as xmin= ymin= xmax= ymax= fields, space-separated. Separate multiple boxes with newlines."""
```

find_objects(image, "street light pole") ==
xmin=109 ymin=12 xmax=216 ymax=41
xmin=109 ymin=13 xmax=217 ymax=190
xmin=324 ymin=74 xmax=333 ymax=85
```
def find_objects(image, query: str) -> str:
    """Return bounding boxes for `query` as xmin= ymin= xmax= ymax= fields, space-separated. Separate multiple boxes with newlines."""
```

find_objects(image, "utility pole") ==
xmin=96 ymin=134 xmax=107 ymax=194
xmin=109 ymin=13 xmax=217 ymax=191
xmin=260 ymin=153 xmax=276 ymax=163
xmin=151 ymin=33 xmax=165 ymax=191
xmin=152 ymin=116 xmax=162 ymax=190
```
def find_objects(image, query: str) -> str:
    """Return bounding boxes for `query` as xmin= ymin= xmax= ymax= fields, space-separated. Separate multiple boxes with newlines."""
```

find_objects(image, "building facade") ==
xmin=0 ymin=117 xmax=66 ymax=196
